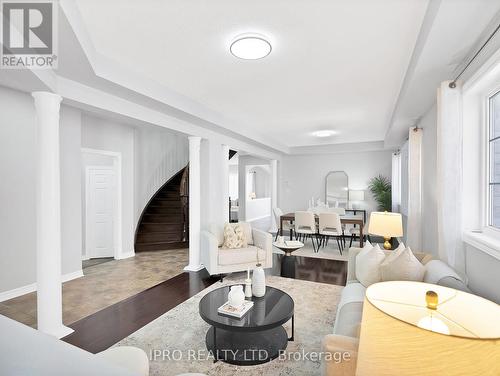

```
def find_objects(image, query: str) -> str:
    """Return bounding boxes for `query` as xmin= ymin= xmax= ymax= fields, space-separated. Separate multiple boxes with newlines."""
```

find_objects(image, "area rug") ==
xmin=115 ymin=275 xmax=343 ymax=375
xmin=273 ymin=243 xmax=349 ymax=262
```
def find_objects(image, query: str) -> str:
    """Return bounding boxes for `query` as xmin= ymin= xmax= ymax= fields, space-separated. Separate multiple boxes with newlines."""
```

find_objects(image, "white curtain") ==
xmin=391 ymin=151 xmax=401 ymax=213
xmin=406 ymin=128 xmax=423 ymax=250
xmin=436 ymin=81 xmax=464 ymax=269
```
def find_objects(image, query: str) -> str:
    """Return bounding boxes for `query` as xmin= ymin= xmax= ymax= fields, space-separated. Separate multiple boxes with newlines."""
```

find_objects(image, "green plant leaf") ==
xmin=368 ymin=175 xmax=392 ymax=211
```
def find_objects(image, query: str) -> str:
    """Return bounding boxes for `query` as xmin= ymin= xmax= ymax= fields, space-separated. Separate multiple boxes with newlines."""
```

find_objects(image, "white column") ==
xmin=184 ymin=136 xmax=204 ymax=272
xmin=32 ymin=92 xmax=73 ymax=338
xmin=221 ymin=144 xmax=230 ymax=224
xmin=269 ymin=159 xmax=278 ymax=232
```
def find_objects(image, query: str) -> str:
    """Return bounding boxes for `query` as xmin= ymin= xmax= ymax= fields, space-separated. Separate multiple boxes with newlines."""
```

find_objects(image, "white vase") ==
xmin=228 ymin=285 xmax=245 ymax=308
xmin=252 ymin=265 xmax=266 ymax=297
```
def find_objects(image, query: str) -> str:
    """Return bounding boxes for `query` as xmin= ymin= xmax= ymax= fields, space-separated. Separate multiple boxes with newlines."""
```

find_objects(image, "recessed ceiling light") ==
xmin=312 ymin=130 xmax=337 ymax=138
xmin=230 ymin=34 xmax=272 ymax=60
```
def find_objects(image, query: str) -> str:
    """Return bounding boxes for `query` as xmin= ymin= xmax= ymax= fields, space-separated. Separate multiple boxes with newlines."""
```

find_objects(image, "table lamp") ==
xmin=368 ymin=211 xmax=403 ymax=249
xmin=356 ymin=281 xmax=500 ymax=376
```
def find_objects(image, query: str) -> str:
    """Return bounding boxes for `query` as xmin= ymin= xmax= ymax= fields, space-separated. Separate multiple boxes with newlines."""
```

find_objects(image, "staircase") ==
xmin=135 ymin=167 xmax=189 ymax=252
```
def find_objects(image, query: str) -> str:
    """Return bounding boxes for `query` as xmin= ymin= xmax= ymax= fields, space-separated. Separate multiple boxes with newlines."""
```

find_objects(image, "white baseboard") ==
xmin=0 ymin=283 xmax=36 ymax=303
xmin=0 ymin=270 xmax=84 ymax=303
xmin=62 ymin=270 xmax=84 ymax=282
xmin=116 ymin=251 xmax=135 ymax=260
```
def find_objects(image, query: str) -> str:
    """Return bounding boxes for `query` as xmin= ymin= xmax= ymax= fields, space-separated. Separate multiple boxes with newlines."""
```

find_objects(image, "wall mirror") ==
xmin=326 ymin=171 xmax=349 ymax=208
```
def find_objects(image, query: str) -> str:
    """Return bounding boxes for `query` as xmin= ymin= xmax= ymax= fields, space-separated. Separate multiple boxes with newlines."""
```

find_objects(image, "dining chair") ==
xmin=294 ymin=211 xmax=317 ymax=252
xmin=345 ymin=219 xmax=367 ymax=248
xmin=329 ymin=207 xmax=346 ymax=246
xmin=318 ymin=212 xmax=344 ymax=254
xmin=273 ymin=207 xmax=293 ymax=240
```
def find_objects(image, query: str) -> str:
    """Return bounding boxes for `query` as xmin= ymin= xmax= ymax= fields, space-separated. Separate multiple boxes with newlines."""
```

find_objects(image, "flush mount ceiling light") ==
xmin=230 ymin=34 xmax=272 ymax=60
xmin=312 ymin=130 xmax=337 ymax=138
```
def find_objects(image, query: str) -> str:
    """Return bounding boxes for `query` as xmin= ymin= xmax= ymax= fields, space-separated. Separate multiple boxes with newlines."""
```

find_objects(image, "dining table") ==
xmin=279 ymin=212 xmax=365 ymax=247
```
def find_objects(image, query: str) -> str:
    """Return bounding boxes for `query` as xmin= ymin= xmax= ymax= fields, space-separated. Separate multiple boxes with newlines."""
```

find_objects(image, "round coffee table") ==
xmin=273 ymin=241 xmax=304 ymax=278
xmin=199 ymin=285 xmax=294 ymax=365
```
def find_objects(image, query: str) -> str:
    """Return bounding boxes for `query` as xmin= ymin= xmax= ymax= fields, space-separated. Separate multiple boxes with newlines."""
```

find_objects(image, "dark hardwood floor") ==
xmin=62 ymin=254 xmax=346 ymax=353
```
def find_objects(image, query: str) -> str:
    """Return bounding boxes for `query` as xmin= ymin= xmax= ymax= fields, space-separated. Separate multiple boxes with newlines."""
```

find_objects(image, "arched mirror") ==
xmin=326 ymin=171 xmax=349 ymax=208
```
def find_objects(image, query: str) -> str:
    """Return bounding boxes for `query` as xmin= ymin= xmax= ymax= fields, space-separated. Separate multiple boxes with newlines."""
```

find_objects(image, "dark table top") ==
xmin=199 ymin=285 xmax=294 ymax=332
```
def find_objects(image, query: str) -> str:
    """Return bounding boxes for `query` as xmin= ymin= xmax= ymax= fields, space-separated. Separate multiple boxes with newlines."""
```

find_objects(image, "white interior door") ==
xmin=86 ymin=167 xmax=116 ymax=258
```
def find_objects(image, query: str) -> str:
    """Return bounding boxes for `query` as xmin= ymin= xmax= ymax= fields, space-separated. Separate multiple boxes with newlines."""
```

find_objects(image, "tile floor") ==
xmin=0 ymin=248 xmax=188 ymax=328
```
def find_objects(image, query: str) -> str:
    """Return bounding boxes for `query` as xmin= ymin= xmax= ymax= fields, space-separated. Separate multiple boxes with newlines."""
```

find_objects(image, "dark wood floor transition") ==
xmin=62 ymin=254 xmax=346 ymax=353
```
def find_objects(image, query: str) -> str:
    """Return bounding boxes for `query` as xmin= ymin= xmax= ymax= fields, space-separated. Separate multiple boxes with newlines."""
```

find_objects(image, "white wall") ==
xmin=0 ymin=87 xmax=37 ymax=292
xmin=465 ymin=244 xmax=500 ymax=303
xmin=228 ymin=164 xmax=238 ymax=200
xmin=279 ymin=150 xmax=393 ymax=216
xmin=60 ymin=106 xmax=83 ymax=274
xmin=81 ymin=115 xmax=135 ymax=256
xmin=0 ymin=86 xmax=83 ymax=294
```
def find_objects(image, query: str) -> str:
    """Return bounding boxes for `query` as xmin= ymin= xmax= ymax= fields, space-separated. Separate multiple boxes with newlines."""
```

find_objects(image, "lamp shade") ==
xmin=349 ymin=190 xmax=365 ymax=201
xmin=357 ymin=281 xmax=500 ymax=376
xmin=368 ymin=211 xmax=403 ymax=237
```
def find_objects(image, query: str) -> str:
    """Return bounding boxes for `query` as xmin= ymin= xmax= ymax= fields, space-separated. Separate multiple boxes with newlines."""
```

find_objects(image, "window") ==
xmin=488 ymin=91 xmax=500 ymax=228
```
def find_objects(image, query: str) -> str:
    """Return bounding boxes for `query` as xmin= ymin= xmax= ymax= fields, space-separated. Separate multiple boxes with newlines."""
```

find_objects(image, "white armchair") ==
xmin=201 ymin=222 xmax=273 ymax=275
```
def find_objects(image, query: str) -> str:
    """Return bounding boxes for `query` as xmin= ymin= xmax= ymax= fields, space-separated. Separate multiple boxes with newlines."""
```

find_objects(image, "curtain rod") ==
xmin=449 ymin=22 xmax=500 ymax=89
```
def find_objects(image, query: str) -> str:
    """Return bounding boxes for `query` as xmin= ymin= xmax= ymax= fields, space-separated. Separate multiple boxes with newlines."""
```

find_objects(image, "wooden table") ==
xmin=279 ymin=213 xmax=365 ymax=247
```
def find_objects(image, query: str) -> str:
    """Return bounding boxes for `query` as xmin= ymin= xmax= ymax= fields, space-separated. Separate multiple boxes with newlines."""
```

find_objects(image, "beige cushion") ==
xmin=238 ymin=221 xmax=254 ymax=245
xmin=222 ymin=223 xmax=246 ymax=248
xmin=380 ymin=246 xmax=425 ymax=282
xmin=218 ymin=246 xmax=265 ymax=266
xmin=209 ymin=223 xmax=224 ymax=247
xmin=355 ymin=244 xmax=386 ymax=287
xmin=96 ymin=346 xmax=149 ymax=376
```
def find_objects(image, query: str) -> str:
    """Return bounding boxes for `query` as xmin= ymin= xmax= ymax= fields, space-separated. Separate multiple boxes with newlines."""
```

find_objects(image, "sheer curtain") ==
xmin=437 ymin=81 xmax=464 ymax=270
xmin=406 ymin=128 xmax=423 ymax=250
xmin=391 ymin=151 xmax=401 ymax=213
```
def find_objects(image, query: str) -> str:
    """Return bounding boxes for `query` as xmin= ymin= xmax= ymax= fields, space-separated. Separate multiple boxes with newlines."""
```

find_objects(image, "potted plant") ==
xmin=368 ymin=175 xmax=392 ymax=211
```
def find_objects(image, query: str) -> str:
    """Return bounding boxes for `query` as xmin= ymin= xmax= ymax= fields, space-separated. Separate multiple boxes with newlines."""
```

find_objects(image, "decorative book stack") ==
xmin=218 ymin=300 xmax=254 ymax=318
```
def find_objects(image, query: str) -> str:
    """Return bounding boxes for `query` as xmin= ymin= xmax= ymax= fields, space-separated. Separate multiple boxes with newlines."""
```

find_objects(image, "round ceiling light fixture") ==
xmin=312 ymin=130 xmax=337 ymax=138
xmin=230 ymin=34 xmax=272 ymax=60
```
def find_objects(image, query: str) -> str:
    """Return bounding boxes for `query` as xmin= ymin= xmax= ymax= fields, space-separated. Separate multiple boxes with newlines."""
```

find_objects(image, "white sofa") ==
xmin=0 ymin=315 xmax=148 ymax=376
xmin=200 ymin=222 xmax=272 ymax=275
xmin=322 ymin=247 xmax=471 ymax=376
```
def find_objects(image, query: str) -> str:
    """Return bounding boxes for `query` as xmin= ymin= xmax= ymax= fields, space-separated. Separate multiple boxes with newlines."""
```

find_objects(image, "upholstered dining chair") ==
xmin=273 ymin=207 xmax=293 ymax=240
xmin=329 ymin=207 xmax=346 ymax=246
xmin=345 ymin=219 xmax=367 ymax=248
xmin=318 ymin=212 xmax=344 ymax=254
xmin=294 ymin=211 xmax=318 ymax=252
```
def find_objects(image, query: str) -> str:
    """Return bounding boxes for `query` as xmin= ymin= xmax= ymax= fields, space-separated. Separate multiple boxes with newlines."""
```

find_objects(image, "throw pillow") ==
xmin=222 ymin=223 xmax=246 ymax=249
xmin=238 ymin=221 xmax=254 ymax=245
xmin=362 ymin=240 xmax=373 ymax=250
xmin=379 ymin=242 xmax=405 ymax=265
xmin=355 ymin=244 xmax=386 ymax=287
xmin=380 ymin=246 xmax=425 ymax=282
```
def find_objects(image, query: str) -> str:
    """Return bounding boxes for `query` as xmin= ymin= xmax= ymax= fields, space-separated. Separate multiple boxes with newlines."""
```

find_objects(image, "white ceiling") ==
xmin=74 ymin=0 xmax=429 ymax=147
